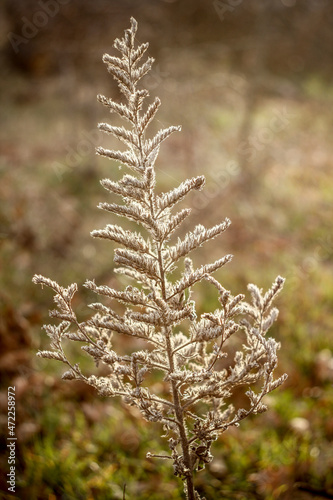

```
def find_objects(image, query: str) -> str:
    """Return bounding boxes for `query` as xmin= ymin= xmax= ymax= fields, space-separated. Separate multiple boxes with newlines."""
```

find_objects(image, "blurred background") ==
xmin=0 ymin=0 xmax=333 ymax=498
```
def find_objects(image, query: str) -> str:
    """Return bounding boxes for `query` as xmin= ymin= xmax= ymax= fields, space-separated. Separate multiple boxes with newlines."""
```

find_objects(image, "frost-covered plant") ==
xmin=33 ymin=18 xmax=287 ymax=500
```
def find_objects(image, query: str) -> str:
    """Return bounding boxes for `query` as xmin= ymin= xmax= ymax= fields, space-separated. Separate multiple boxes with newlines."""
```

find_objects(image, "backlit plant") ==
xmin=33 ymin=18 xmax=287 ymax=500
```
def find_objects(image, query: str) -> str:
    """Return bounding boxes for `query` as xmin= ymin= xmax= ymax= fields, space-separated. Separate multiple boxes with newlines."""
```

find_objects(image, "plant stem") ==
xmin=144 ymin=114 xmax=196 ymax=500
xmin=165 ymin=328 xmax=196 ymax=500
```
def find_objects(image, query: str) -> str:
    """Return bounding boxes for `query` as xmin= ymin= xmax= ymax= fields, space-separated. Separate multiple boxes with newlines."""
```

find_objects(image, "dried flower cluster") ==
xmin=33 ymin=18 xmax=287 ymax=500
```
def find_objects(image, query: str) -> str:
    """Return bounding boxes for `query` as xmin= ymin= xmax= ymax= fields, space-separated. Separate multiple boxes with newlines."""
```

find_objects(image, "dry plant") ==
xmin=33 ymin=18 xmax=287 ymax=500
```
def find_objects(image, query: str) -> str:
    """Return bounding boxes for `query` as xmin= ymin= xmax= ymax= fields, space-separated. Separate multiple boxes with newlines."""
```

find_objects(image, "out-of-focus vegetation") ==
xmin=0 ymin=1 xmax=333 ymax=498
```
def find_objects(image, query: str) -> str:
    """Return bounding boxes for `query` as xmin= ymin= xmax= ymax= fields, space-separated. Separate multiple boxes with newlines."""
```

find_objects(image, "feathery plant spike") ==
xmin=33 ymin=17 xmax=287 ymax=500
